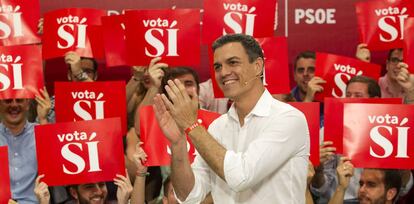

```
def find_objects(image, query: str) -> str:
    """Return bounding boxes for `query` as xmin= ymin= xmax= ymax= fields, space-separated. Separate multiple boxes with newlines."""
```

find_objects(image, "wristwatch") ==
xmin=75 ymin=71 xmax=88 ymax=81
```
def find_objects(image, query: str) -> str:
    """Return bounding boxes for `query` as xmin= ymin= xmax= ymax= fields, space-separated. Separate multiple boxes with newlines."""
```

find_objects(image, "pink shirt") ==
xmin=378 ymin=75 xmax=404 ymax=98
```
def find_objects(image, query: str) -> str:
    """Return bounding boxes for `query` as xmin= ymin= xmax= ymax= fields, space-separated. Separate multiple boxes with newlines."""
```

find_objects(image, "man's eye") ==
xmin=214 ymin=65 xmax=221 ymax=71
xmin=229 ymin=61 xmax=238 ymax=65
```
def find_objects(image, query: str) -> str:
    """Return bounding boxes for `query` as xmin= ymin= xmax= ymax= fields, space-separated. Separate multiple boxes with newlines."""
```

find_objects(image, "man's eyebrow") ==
xmin=226 ymin=56 xmax=241 ymax=61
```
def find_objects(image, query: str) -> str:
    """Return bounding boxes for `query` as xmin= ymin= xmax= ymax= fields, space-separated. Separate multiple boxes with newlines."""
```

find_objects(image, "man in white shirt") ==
xmin=153 ymin=33 xmax=310 ymax=203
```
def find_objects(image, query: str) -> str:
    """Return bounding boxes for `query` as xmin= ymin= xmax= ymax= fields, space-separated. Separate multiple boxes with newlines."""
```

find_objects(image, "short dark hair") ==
xmin=212 ymin=34 xmax=264 ymax=63
xmin=347 ymin=76 xmax=381 ymax=98
xmin=80 ymin=57 xmax=98 ymax=71
xmin=160 ymin=67 xmax=200 ymax=96
xmin=362 ymin=169 xmax=402 ymax=202
xmin=382 ymin=169 xmax=402 ymax=201
xmin=387 ymin=48 xmax=403 ymax=61
xmin=294 ymin=51 xmax=315 ymax=71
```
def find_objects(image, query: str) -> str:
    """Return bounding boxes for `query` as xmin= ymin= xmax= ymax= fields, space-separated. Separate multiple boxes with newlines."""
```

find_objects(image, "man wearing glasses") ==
xmin=379 ymin=48 xmax=407 ymax=98
xmin=356 ymin=46 xmax=414 ymax=100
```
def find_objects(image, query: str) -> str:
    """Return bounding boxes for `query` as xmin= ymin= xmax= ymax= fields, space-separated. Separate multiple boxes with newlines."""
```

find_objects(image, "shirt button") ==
xmin=16 ymin=182 xmax=20 ymax=185
xmin=14 ymin=153 xmax=18 ymax=156
xmin=14 ymin=167 xmax=18 ymax=171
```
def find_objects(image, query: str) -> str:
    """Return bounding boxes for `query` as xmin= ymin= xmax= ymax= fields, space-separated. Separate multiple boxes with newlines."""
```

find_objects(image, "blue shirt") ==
xmin=0 ymin=122 xmax=37 ymax=204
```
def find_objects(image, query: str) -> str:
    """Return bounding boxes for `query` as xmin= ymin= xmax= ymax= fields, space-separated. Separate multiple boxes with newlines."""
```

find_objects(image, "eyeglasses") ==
xmin=2 ymin=99 xmax=25 ymax=104
xmin=389 ymin=57 xmax=403 ymax=64
xmin=82 ymin=68 xmax=96 ymax=75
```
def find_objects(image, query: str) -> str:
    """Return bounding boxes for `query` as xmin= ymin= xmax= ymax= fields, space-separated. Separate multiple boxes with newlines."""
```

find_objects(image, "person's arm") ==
xmin=34 ymin=175 xmax=50 ymax=204
xmin=130 ymin=144 xmax=148 ymax=204
xmin=114 ymin=170 xmax=133 ymax=204
xmin=312 ymin=141 xmax=336 ymax=188
xmin=355 ymin=43 xmax=371 ymax=62
xmin=152 ymin=94 xmax=196 ymax=201
xmin=126 ymin=66 xmax=146 ymax=103
xmin=126 ymin=66 xmax=148 ymax=115
xmin=159 ymin=79 xmax=309 ymax=191
xmin=328 ymin=157 xmax=354 ymax=204
xmin=125 ymin=128 xmax=139 ymax=181
xmin=303 ymin=77 xmax=326 ymax=102
xmin=35 ymin=87 xmax=51 ymax=125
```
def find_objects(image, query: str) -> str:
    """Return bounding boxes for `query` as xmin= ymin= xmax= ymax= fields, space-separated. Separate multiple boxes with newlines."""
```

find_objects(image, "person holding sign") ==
xmin=65 ymin=51 xmax=98 ymax=82
xmin=291 ymin=51 xmax=326 ymax=102
xmin=34 ymin=145 xmax=149 ymax=204
xmin=153 ymin=34 xmax=309 ymax=203
xmin=311 ymin=75 xmax=414 ymax=203
xmin=0 ymin=88 xmax=51 ymax=204
xmin=355 ymin=45 xmax=414 ymax=102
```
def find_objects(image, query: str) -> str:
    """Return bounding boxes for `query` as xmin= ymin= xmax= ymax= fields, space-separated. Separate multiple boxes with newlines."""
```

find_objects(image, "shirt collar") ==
xmin=0 ymin=120 xmax=29 ymax=136
xmin=227 ymin=89 xmax=272 ymax=121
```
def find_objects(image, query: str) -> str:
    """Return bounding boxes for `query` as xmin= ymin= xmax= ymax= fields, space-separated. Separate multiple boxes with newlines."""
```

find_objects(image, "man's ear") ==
xmin=255 ymin=57 xmax=264 ymax=77
xmin=386 ymin=188 xmax=397 ymax=201
xmin=69 ymin=187 xmax=78 ymax=199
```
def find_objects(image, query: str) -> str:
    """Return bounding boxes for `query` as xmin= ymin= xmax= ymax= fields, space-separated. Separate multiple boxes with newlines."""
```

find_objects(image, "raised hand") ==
xmin=319 ymin=141 xmax=336 ymax=164
xmin=355 ymin=43 xmax=371 ymax=62
xmin=161 ymin=79 xmax=199 ymax=131
xmin=114 ymin=170 xmax=133 ymax=204
xmin=336 ymin=157 xmax=354 ymax=189
xmin=64 ymin=51 xmax=82 ymax=75
xmin=133 ymin=143 xmax=148 ymax=175
xmin=35 ymin=87 xmax=51 ymax=124
xmin=396 ymin=63 xmax=414 ymax=91
xmin=34 ymin=175 xmax=50 ymax=204
xmin=304 ymin=76 xmax=326 ymax=102
xmin=148 ymin=57 xmax=168 ymax=88
xmin=153 ymin=93 xmax=185 ymax=144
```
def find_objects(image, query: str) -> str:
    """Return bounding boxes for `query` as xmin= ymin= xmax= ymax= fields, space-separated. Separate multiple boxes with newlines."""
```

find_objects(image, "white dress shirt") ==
xmin=179 ymin=89 xmax=310 ymax=204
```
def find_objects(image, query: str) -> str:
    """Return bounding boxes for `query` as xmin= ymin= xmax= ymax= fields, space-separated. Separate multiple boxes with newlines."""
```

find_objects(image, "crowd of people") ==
xmin=1 ymin=7 xmax=414 ymax=204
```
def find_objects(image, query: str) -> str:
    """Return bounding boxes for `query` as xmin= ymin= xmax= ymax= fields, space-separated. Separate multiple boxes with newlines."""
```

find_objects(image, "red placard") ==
xmin=0 ymin=146 xmax=11 ymax=203
xmin=42 ymin=8 xmax=107 ymax=59
xmin=0 ymin=0 xmax=40 ymax=46
xmin=404 ymin=17 xmax=414 ymax=73
xmin=355 ymin=0 xmax=414 ymax=51
xmin=124 ymin=9 xmax=200 ymax=66
xmin=55 ymin=81 xmax=127 ymax=134
xmin=324 ymin=97 xmax=402 ymax=154
xmin=86 ymin=25 xmax=105 ymax=59
xmin=257 ymin=36 xmax=290 ymax=94
xmin=314 ymin=53 xmax=382 ymax=101
xmin=210 ymin=36 xmax=289 ymax=98
xmin=35 ymin=118 xmax=125 ymax=186
xmin=101 ymin=15 xmax=128 ymax=67
xmin=139 ymin=106 xmax=220 ymax=166
xmin=0 ymin=45 xmax=43 ymax=99
xmin=289 ymin=102 xmax=320 ymax=165
xmin=343 ymin=103 xmax=414 ymax=169
xmin=202 ymin=0 xmax=276 ymax=44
